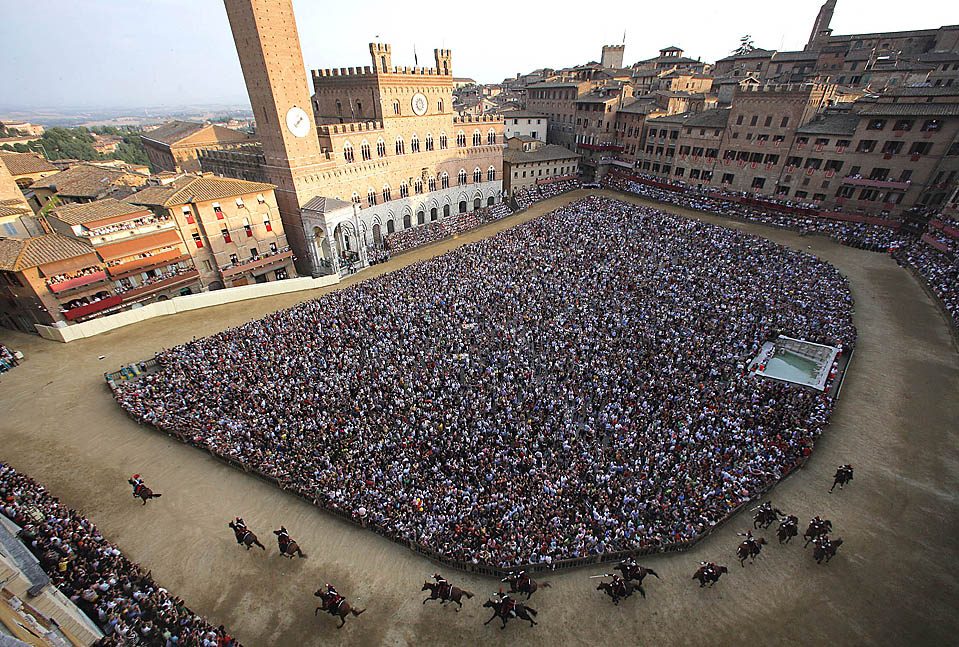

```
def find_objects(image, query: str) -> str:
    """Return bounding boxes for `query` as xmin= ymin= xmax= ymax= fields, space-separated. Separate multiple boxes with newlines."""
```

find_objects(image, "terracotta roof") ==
xmin=0 ymin=204 xmax=31 ymax=217
xmin=29 ymin=164 xmax=128 ymax=198
xmin=855 ymin=102 xmax=959 ymax=116
xmin=127 ymin=175 xmax=275 ymax=207
xmin=139 ymin=121 xmax=206 ymax=145
xmin=52 ymin=198 xmax=149 ymax=226
xmin=0 ymin=234 xmax=96 ymax=271
xmin=504 ymin=144 xmax=579 ymax=164
xmin=302 ymin=196 xmax=353 ymax=214
xmin=0 ymin=152 xmax=57 ymax=176
xmin=796 ymin=113 xmax=861 ymax=135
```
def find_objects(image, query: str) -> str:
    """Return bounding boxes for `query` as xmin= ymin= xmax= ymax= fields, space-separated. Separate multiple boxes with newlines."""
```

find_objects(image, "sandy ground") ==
xmin=1 ymin=189 xmax=957 ymax=647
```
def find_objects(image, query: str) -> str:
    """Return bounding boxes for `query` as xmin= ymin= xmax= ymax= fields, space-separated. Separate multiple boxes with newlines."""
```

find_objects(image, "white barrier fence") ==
xmin=35 ymin=275 xmax=341 ymax=343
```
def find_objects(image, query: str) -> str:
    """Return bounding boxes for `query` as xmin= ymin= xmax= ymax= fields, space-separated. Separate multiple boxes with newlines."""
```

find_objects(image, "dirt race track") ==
xmin=1 ymin=190 xmax=958 ymax=646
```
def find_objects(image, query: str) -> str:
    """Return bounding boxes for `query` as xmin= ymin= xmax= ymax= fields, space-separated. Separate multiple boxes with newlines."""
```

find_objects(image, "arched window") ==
xmin=472 ymin=131 xmax=482 ymax=146
xmin=395 ymin=137 xmax=405 ymax=155
xmin=410 ymin=134 xmax=420 ymax=153
xmin=441 ymin=172 xmax=449 ymax=189
xmin=399 ymin=181 xmax=409 ymax=198
xmin=351 ymin=191 xmax=360 ymax=204
xmin=473 ymin=168 xmax=482 ymax=183
xmin=425 ymin=133 xmax=434 ymax=151
xmin=487 ymin=166 xmax=496 ymax=181
xmin=414 ymin=178 xmax=423 ymax=194
xmin=456 ymin=131 xmax=466 ymax=147
xmin=440 ymin=132 xmax=448 ymax=149
xmin=392 ymin=100 xmax=400 ymax=115
xmin=343 ymin=142 xmax=354 ymax=163
xmin=437 ymin=99 xmax=444 ymax=112
xmin=382 ymin=185 xmax=392 ymax=202
xmin=367 ymin=188 xmax=376 ymax=206
xmin=458 ymin=169 xmax=467 ymax=185
xmin=428 ymin=176 xmax=436 ymax=192
xmin=361 ymin=141 xmax=371 ymax=161
xmin=377 ymin=138 xmax=386 ymax=157
xmin=487 ymin=129 xmax=496 ymax=145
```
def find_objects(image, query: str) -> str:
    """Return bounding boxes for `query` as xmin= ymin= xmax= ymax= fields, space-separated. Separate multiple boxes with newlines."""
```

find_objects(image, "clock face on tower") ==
xmin=286 ymin=106 xmax=310 ymax=138
xmin=411 ymin=93 xmax=428 ymax=116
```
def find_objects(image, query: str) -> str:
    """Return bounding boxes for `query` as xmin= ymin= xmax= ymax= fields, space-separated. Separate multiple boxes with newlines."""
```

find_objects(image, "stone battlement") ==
xmin=317 ymin=121 xmax=385 ymax=136
xmin=312 ymin=66 xmax=452 ymax=79
xmin=453 ymin=115 xmax=504 ymax=124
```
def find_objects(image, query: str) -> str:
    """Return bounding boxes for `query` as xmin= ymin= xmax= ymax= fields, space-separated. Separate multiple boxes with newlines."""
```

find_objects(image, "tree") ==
xmin=732 ymin=35 xmax=756 ymax=56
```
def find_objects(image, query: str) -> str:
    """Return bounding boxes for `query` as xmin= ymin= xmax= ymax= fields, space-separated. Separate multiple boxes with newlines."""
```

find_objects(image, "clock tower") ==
xmin=223 ymin=0 xmax=325 ymax=270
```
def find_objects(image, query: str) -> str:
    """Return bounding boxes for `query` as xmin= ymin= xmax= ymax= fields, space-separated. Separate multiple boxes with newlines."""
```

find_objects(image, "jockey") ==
xmin=433 ymin=573 xmax=449 ymax=596
xmin=738 ymin=530 xmax=754 ymax=543
xmin=498 ymin=589 xmax=516 ymax=617
xmin=277 ymin=526 xmax=290 ymax=546
xmin=233 ymin=518 xmax=247 ymax=544
xmin=325 ymin=584 xmax=342 ymax=609
xmin=130 ymin=474 xmax=144 ymax=496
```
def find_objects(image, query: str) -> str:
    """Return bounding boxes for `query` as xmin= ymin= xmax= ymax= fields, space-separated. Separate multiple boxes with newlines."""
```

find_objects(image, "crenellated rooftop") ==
xmin=317 ymin=121 xmax=385 ymax=136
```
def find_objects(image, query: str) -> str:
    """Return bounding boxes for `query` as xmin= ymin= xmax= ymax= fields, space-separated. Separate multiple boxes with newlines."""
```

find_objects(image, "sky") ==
xmin=0 ymin=0 xmax=956 ymax=110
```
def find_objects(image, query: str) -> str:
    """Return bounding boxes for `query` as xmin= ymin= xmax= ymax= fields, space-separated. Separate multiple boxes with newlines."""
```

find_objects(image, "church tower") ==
xmin=805 ymin=0 xmax=837 ymax=51
xmin=223 ymin=0 xmax=325 ymax=271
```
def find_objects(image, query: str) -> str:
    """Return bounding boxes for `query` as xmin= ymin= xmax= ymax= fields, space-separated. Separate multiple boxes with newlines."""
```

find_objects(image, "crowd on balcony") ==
xmin=602 ymin=173 xmax=908 ymax=252
xmin=220 ymin=245 xmax=289 ymax=272
xmin=112 ymin=197 xmax=855 ymax=569
xmin=113 ymin=265 xmax=196 ymax=297
xmin=512 ymin=178 xmax=582 ymax=210
xmin=60 ymin=291 xmax=115 ymax=315
xmin=45 ymin=265 xmax=105 ymax=290
xmin=382 ymin=203 xmax=515 ymax=255
xmin=0 ymin=343 xmax=20 ymax=376
xmin=87 ymin=214 xmax=172 ymax=238
xmin=106 ymin=246 xmax=181 ymax=269
xmin=0 ymin=461 xmax=240 ymax=647
xmin=892 ymin=239 xmax=959 ymax=331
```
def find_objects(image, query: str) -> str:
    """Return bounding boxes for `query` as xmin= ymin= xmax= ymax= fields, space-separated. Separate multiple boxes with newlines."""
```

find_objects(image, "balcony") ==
xmin=63 ymin=294 xmax=122 ymax=321
xmin=107 ymin=249 xmax=186 ymax=279
xmin=840 ymin=176 xmax=911 ymax=191
xmin=48 ymin=270 xmax=108 ymax=294
xmin=221 ymin=249 xmax=293 ymax=279
xmin=118 ymin=269 xmax=200 ymax=302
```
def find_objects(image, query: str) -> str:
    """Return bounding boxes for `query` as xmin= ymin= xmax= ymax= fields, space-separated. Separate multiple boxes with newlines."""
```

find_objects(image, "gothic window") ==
xmin=487 ymin=129 xmax=496 ymax=145
xmin=414 ymin=179 xmax=423 ymax=194
xmin=425 ymin=133 xmax=434 ymax=151
xmin=441 ymin=172 xmax=449 ymax=188
xmin=472 ymin=131 xmax=482 ymax=146
xmin=343 ymin=142 xmax=354 ymax=163
xmin=487 ymin=166 xmax=496 ymax=181
xmin=367 ymin=188 xmax=376 ymax=206
xmin=440 ymin=132 xmax=448 ymax=149
xmin=456 ymin=131 xmax=466 ymax=147
xmin=360 ymin=141 xmax=371 ymax=161
xmin=382 ymin=185 xmax=392 ymax=202
xmin=399 ymin=181 xmax=409 ymax=198
xmin=377 ymin=138 xmax=386 ymax=157
xmin=473 ymin=168 xmax=482 ymax=183
xmin=393 ymin=100 xmax=400 ymax=115
xmin=395 ymin=137 xmax=405 ymax=155
xmin=458 ymin=169 xmax=467 ymax=185
xmin=410 ymin=134 xmax=420 ymax=153
xmin=428 ymin=176 xmax=436 ymax=191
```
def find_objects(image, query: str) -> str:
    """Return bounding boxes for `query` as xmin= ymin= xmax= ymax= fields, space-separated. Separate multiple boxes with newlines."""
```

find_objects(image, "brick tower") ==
xmin=223 ymin=0 xmax=325 ymax=272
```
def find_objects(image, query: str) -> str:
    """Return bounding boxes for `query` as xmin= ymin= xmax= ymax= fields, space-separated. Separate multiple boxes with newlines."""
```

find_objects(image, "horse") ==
xmin=501 ymin=571 xmax=551 ymax=600
xmin=596 ymin=578 xmax=635 ymax=605
xmin=803 ymin=518 xmax=833 ymax=547
xmin=813 ymin=538 xmax=843 ymax=564
xmin=777 ymin=515 xmax=799 ymax=544
xmin=613 ymin=562 xmax=660 ymax=590
xmin=753 ymin=505 xmax=783 ymax=529
xmin=272 ymin=528 xmax=306 ymax=559
xmin=692 ymin=564 xmax=728 ymax=587
xmin=314 ymin=589 xmax=365 ymax=628
xmin=228 ymin=521 xmax=265 ymax=550
xmin=830 ymin=465 xmax=854 ymax=493
xmin=482 ymin=598 xmax=537 ymax=629
xmin=737 ymin=537 xmax=767 ymax=567
xmin=421 ymin=581 xmax=474 ymax=610
xmin=128 ymin=479 xmax=161 ymax=505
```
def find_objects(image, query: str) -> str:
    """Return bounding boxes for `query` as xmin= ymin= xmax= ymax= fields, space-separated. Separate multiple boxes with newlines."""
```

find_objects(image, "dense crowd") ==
xmin=45 ymin=265 xmax=104 ymax=289
xmin=383 ymin=203 xmax=514 ymax=254
xmin=602 ymin=173 xmax=909 ymax=251
xmin=113 ymin=197 xmax=855 ymax=569
xmin=0 ymin=343 xmax=19 ymax=376
xmin=0 ymin=461 xmax=240 ymax=647
xmin=513 ymin=178 xmax=581 ymax=210
xmin=893 ymin=239 xmax=959 ymax=329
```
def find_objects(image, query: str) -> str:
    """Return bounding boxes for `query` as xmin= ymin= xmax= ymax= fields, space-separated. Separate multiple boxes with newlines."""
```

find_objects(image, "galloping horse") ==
xmin=803 ymin=518 xmax=833 ymax=547
xmin=501 ymin=571 xmax=551 ymax=600
xmin=272 ymin=527 xmax=306 ymax=558
xmin=830 ymin=464 xmax=854 ymax=493
xmin=128 ymin=479 xmax=161 ymax=505
xmin=482 ymin=598 xmax=537 ymax=629
xmin=596 ymin=577 xmax=635 ymax=605
xmin=813 ymin=537 xmax=843 ymax=564
xmin=228 ymin=521 xmax=265 ymax=550
xmin=421 ymin=581 xmax=474 ymax=609
xmin=314 ymin=589 xmax=365 ymax=628
xmin=692 ymin=563 xmax=728 ymax=587
xmin=737 ymin=537 xmax=767 ymax=567
xmin=613 ymin=561 xmax=660 ymax=593
xmin=753 ymin=503 xmax=784 ymax=529
xmin=777 ymin=515 xmax=799 ymax=544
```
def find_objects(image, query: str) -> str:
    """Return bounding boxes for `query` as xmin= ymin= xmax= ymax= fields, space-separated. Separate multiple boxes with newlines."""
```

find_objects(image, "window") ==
xmin=750 ymin=115 xmax=758 ymax=126
xmin=361 ymin=141 xmax=371 ymax=160
xmin=428 ymin=176 xmax=436 ymax=191
xmin=858 ymin=188 xmax=880 ymax=201
xmin=257 ymin=193 xmax=265 ymax=203
xmin=437 ymin=99 xmax=444 ymax=112
xmin=868 ymin=167 xmax=889 ymax=180
xmin=441 ymin=172 xmax=449 ymax=189
xmin=392 ymin=100 xmax=400 ymax=115
xmin=813 ymin=193 xmax=826 ymax=202
xmin=368 ymin=188 xmax=377 ymax=206
xmin=487 ymin=129 xmax=496 ymax=145
xmin=440 ymin=132 xmax=448 ymax=149
xmin=457 ymin=132 xmax=466 ymax=147
xmin=856 ymin=140 xmax=877 ymax=153
xmin=221 ymin=228 xmax=231 ymax=244
xmin=351 ymin=192 xmax=360 ymax=204
xmin=263 ymin=216 xmax=272 ymax=232
xmin=736 ymin=115 xmax=743 ymax=125
xmin=815 ymin=138 xmax=829 ymax=147
xmin=824 ymin=160 xmax=843 ymax=172
xmin=395 ymin=137 xmax=405 ymax=155
xmin=780 ymin=116 xmax=789 ymax=128
xmin=893 ymin=119 xmax=914 ymax=131
xmin=425 ymin=133 xmax=434 ymax=151
xmin=182 ymin=205 xmax=194 ymax=224
xmin=881 ymin=141 xmax=903 ymax=154
xmin=804 ymin=158 xmax=822 ymax=169
xmin=722 ymin=172 xmax=735 ymax=184
xmin=909 ymin=141 xmax=932 ymax=155
xmin=377 ymin=138 xmax=386 ymax=157
xmin=899 ymin=169 xmax=912 ymax=182
xmin=473 ymin=168 xmax=482 ymax=183
xmin=472 ymin=131 xmax=482 ymax=146
xmin=410 ymin=134 xmax=420 ymax=153
xmin=458 ymin=169 xmax=467 ymax=185
xmin=399 ymin=182 xmax=409 ymax=198
xmin=229 ymin=254 xmax=238 ymax=265
xmin=343 ymin=142 xmax=354 ymax=163
xmin=866 ymin=119 xmax=886 ymax=130
xmin=191 ymin=231 xmax=203 ymax=249
xmin=752 ymin=177 xmax=765 ymax=189
xmin=235 ymin=197 xmax=244 ymax=208
xmin=382 ymin=185 xmax=391 ymax=202
xmin=487 ymin=166 xmax=496 ymax=181
xmin=920 ymin=119 xmax=941 ymax=132
xmin=243 ymin=219 xmax=252 ymax=237
xmin=414 ymin=179 xmax=423 ymax=194
xmin=764 ymin=115 xmax=772 ymax=127
xmin=213 ymin=203 xmax=223 ymax=219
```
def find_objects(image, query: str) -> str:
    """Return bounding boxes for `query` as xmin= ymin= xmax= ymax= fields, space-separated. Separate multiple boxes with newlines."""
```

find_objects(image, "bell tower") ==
xmin=223 ymin=0 xmax=325 ymax=270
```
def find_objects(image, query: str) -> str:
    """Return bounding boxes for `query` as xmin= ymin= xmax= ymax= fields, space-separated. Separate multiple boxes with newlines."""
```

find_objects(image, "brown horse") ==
xmin=692 ymin=564 xmax=728 ymax=587
xmin=501 ymin=572 xmax=551 ymax=600
xmin=777 ymin=515 xmax=799 ymax=544
xmin=752 ymin=504 xmax=783 ymax=529
xmin=596 ymin=578 xmax=635 ymax=605
xmin=482 ymin=598 xmax=537 ymax=629
xmin=803 ymin=518 xmax=833 ymax=547
xmin=830 ymin=465 xmax=853 ymax=492
xmin=421 ymin=581 xmax=474 ymax=609
xmin=314 ymin=589 xmax=365 ymax=628
xmin=128 ymin=479 xmax=161 ymax=505
xmin=613 ymin=562 xmax=661 ymax=593
xmin=737 ymin=537 xmax=767 ymax=567
xmin=228 ymin=521 xmax=265 ymax=550
xmin=272 ymin=528 xmax=306 ymax=559
xmin=813 ymin=537 xmax=843 ymax=564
